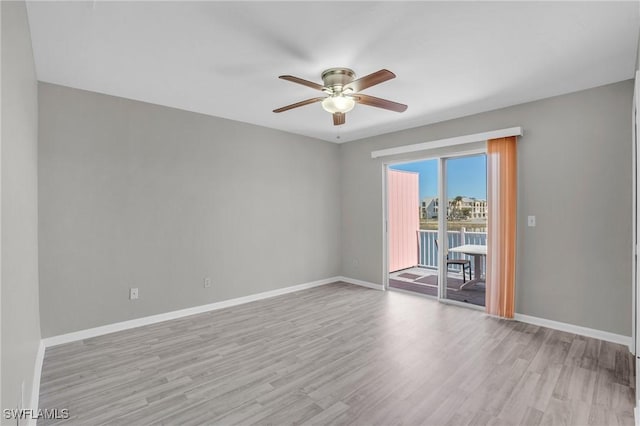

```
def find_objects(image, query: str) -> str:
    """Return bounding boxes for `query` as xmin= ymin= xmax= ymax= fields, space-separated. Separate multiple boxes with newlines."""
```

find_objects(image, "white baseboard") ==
xmin=42 ymin=276 xmax=341 ymax=348
xmin=28 ymin=340 xmax=45 ymax=426
xmin=338 ymin=276 xmax=384 ymax=291
xmin=514 ymin=313 xmax=631 ymax=347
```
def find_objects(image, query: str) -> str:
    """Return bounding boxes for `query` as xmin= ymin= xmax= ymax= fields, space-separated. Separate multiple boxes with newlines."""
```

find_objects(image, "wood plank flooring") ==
xmin=38 ymin=282 xmax=635 ymax=425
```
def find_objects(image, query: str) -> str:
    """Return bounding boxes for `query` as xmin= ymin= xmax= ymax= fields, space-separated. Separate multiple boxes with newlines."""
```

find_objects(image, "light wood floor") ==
xmin=39 ymin=282 xmax=635 ymax=425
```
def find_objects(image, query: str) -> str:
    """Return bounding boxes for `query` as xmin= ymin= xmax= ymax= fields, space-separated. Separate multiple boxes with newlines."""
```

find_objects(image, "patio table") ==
xmin=449 ymin=244 xmax=487 ymax=289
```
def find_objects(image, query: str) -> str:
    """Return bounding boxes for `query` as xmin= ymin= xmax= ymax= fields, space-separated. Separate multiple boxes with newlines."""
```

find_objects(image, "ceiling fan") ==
xmin=273 ymin=68 xmax=408 ymax=126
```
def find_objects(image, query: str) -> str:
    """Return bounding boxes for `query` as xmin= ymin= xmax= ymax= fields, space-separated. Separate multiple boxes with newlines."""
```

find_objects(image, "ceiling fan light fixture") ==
xmin=321 ymin=95 xmax=355 ymax=114
xmin=274 ymin=68 xmax=407 ymax=125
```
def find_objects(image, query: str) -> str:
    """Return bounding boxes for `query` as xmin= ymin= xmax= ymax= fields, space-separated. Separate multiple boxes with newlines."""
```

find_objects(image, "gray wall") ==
xmin=1 ymin=0 xmax=42 ymax=414
xmin=340 ymin=80 xmax=633 ymax=336
xmin=636 ymin=30 xmax=640 ymax=72
xmin=36 ymin=61 xmax=635 ymax=338
xmin=38 ymin=83 xmax=341 ymax=338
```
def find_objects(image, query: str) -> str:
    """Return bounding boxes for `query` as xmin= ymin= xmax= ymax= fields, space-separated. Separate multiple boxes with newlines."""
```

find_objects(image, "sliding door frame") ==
xmin=437 ymin=157 xmax=448 ymax=300
xmin=382 ymin=153 xmax=440 ymax=292
xmin=382 ymin=148 xmax=486 ymax=302
xmin=440 ymin=152 xmax=488 ymax=309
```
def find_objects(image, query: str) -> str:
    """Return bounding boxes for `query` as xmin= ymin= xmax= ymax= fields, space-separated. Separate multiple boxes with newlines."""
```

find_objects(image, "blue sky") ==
xmin=390 ymin=155 xmax=487 ymax=200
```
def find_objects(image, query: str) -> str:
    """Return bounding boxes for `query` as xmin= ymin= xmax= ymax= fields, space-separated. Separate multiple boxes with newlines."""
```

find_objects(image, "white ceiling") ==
xmin=26 ymin=1 xmax=639 ymax=143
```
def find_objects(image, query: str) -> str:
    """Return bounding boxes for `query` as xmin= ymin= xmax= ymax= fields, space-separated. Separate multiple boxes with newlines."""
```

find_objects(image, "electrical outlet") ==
xmin=129 ymin=287 xmax=139 ymax=300
xmin=204 ymin=277 xmax=212 ymax=288
xmin=527 ymin=215 xmax=536 ymax=227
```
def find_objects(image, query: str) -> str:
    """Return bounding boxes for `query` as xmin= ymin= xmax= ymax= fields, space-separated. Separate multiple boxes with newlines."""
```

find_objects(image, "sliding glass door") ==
xmin=386 ymin=152 xmax=487 ymax=306
xmin=441 ymin=154 xmax=487 ymax=307
xmin=385 ymin=151 xmax=487 ymax=308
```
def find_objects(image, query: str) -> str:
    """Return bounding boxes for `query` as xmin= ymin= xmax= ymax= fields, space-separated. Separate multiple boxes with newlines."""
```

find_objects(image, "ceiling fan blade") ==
xmin=344 ymin=69 xmax=395 ymax=92
xmin=279 ymin=75 xmax=325 ymax=91
xmin=353 ymin=94 xmax=407 ymax=113
xmin=273 ymin=97 xmax=325 ymax=113
xmin=333 ymin=112 xmax=346 ymax=126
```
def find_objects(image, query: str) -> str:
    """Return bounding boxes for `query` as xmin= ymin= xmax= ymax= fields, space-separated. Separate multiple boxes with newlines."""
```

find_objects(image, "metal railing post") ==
xmin=417 ymin=230 xmax=423 ymax=267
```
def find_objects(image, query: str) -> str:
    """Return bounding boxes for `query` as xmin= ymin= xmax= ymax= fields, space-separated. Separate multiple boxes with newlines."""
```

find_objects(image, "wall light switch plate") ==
xmin=204 ymin=277 xmax=212 ymax=288
xmin=130 ymin=287 xmax=139 ymax=300
xmin=528 ymin=216 xmax=536 ymax=227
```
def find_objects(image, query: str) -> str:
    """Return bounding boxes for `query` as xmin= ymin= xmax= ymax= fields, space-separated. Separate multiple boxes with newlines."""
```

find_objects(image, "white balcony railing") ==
xmin=417 ymin=228 xmax=487 ymax=275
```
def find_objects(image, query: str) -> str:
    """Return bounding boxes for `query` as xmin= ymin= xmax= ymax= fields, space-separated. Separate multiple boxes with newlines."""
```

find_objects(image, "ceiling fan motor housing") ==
xmin=321 ymin=68 xmax=355 ymax=93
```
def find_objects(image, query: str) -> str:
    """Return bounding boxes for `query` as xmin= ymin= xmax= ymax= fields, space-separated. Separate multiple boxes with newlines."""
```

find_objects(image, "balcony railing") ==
xmin=417 ymin=228 xmax=487 ymax=275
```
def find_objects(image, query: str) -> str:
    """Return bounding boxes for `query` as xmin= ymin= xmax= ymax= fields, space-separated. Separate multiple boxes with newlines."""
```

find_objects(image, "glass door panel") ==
xmin=443 ymin=154 xmax=487 ymax=307
xmin=387 ymin=159 xmax=440 ymax=298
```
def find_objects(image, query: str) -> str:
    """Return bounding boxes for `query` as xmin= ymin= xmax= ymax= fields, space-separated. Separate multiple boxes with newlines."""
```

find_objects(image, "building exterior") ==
xmin=421 ymin=196 xmax=487 ymax=220
xmin=421 ymin=197 xmax=438 ymax=219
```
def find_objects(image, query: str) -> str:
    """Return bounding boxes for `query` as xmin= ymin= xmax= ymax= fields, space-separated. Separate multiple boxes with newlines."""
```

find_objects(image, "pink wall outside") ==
xmin=388 ymin=169 xmax=419 ymax=272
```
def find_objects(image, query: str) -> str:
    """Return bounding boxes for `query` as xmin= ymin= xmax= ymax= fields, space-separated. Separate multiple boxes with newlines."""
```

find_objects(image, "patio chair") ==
xmin=434 ymin=239 xmax=471 ymax=283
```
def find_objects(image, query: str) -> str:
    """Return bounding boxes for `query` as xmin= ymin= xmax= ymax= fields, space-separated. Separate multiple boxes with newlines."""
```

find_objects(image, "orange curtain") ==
xmin=486 ymin=136 xmax=517 ymax=318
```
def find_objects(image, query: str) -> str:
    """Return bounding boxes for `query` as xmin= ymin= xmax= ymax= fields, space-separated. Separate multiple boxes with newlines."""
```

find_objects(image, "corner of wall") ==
xmin=1 ymin=0 xmax=43 ymax=418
